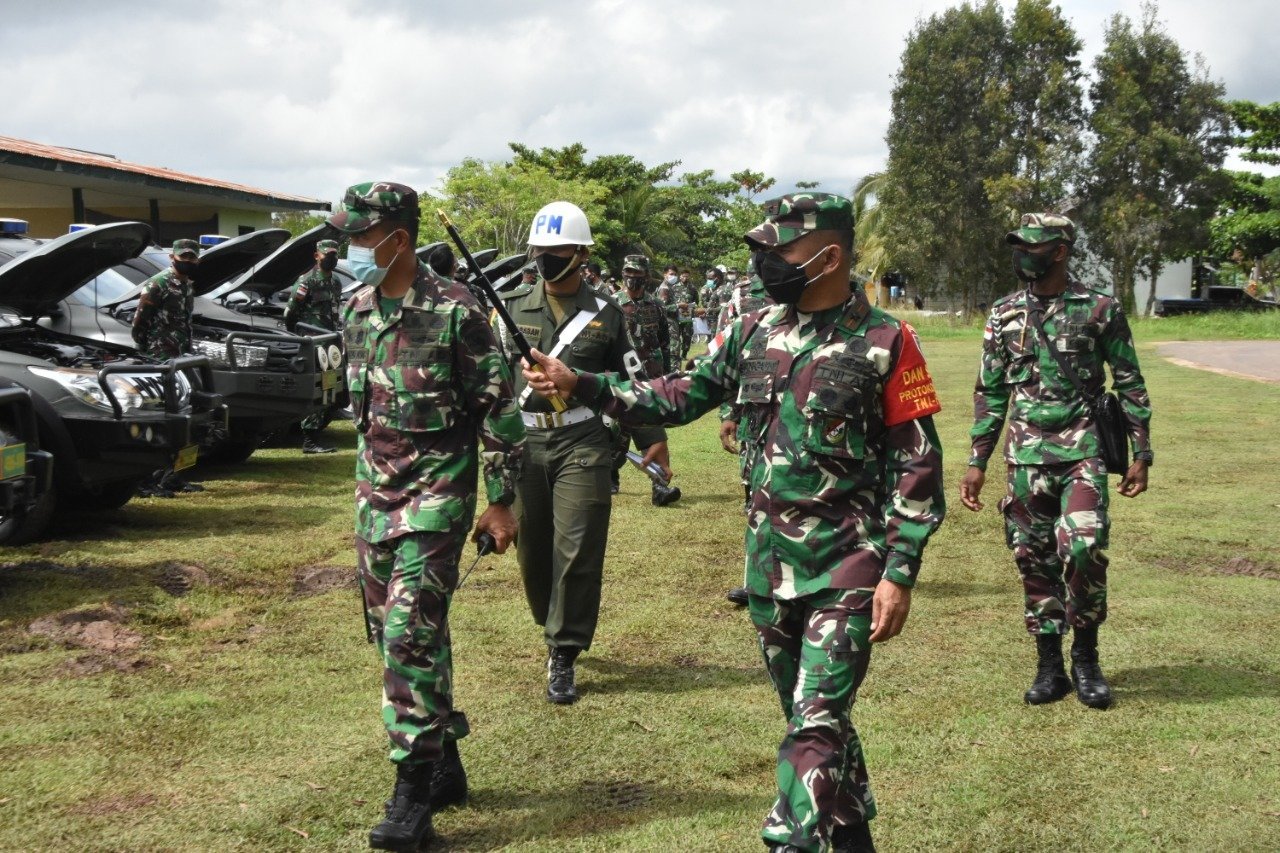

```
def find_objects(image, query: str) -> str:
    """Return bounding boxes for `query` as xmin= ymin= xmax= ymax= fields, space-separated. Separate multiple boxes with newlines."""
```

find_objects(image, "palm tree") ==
xmin=852 ymin=173 xmax=892 ymax=295
xmin=609 ymin=185 xmax=683 ymax=272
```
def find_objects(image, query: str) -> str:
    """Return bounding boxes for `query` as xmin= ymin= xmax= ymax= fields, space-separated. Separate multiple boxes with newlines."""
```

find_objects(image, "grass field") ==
xmin=0 ymin=326 xmax=1277 ymax=852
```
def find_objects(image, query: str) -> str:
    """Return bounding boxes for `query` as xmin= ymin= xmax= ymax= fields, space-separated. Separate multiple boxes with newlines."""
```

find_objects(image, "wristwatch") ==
xmin=1133 ymin=450 xmax=1153 ymax=465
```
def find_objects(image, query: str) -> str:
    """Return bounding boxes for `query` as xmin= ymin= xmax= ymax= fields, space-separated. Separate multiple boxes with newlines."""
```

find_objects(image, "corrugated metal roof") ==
xmin=0 ymin=135 xmax=328 ymax=208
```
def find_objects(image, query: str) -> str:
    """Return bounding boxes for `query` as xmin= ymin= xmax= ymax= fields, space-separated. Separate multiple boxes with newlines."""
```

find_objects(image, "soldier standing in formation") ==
xmin=498 ymin=202 xmax=669 ymax=705
xmin=132 ymin=238 xmax=202 ymax=498
xmin=283 ymin=238 xmax=344 ymax=454
xmin=672 ymin=268 xmax=700 ymax=364
xmin=961 ymin=213 xmax=1152 ymax=710
xmin=329 ymin=181 xmax=524 ymax=851
xmin=610 ymin=254 xmax=677 ymax=501
xmin=523 ymin=192 xmax=946 ymax=853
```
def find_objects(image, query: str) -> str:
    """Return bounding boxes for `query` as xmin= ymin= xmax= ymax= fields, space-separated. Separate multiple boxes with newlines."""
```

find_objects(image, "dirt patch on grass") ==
xmin=292 ymin=564 xmax=355 ymax=598
xmin=1156 ymin=555 xmax=1279 ymax=581
xmin=28 ymin=604 xmax=143 ymax=653
xmin=1215 ymin=556 xmax=1280 ymax=580
xmin=54 ymin=654 xmax=151 ymax=677
xmin=154 ymin=562 xmax=211 ymax=597
xmin=66 ymin=791 xmax=159 ymax=817
xmin=27 ymin=604 xmax=152 ymax=676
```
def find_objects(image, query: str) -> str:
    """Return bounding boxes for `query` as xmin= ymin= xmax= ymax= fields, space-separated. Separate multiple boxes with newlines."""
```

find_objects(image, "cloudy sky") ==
xmin=3 ymin=0 xmax=1274 ymax=207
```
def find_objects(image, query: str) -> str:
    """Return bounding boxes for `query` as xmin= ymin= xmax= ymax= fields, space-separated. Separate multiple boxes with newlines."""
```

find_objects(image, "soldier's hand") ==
xmin=475 ymin=502 xmax=517 ymax=554
xmin=521 ymin=349 xmax=578 ymax=397
xmin=959 ymin=466 xmax=986 ymax=512
xmin=719 ymin=420 xmax=739 ymax=454
xmin=1118 ymin=459 xmax=1148 ymax=498
xmin=869 ymin=579 xmax=912 ymax=643
xmin=640 ymin=441 xmax=672 ymax=481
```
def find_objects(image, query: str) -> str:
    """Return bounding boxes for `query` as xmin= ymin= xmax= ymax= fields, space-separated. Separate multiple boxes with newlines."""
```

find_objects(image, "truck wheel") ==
xmin=0 ymin=485 xmax=56 ymax=546
xmin=79 ymin=479 xmax=139 ymax=511
xmin=204 ymin=437 xmax=258 ymax=465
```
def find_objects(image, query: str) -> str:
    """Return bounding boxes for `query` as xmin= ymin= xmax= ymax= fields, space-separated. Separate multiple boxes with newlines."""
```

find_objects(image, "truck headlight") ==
xmin=28 ymin=367 xmax=189 ymax=413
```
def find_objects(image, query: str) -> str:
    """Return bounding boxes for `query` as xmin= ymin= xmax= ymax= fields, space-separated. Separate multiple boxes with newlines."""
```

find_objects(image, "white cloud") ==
xmin=1 ymin=0 xmax=1274 ymax=205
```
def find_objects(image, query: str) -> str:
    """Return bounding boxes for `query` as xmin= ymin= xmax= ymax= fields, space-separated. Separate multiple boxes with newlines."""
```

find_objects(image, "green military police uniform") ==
xmin=497 ymin=278 xmax=666 ymax=657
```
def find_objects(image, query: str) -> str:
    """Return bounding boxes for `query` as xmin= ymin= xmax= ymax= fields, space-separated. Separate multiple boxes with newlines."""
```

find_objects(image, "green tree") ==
xmin=987 ymin=0 xmax=1086 ymax=213
xmin=419 ymin=158 xmax=608 ymax=256
xmin=1083 ymin=3 xmax=1229 ymax=314
xmin=271 ymin=211 xmax=328 ymax=237
xmin=1210 ymin=101 xmax=1280 ymax=296
xmin=852 ymin=172 xmax=891 ymax=283
xmin=881 ymin=1 xmax=1014 ymax=312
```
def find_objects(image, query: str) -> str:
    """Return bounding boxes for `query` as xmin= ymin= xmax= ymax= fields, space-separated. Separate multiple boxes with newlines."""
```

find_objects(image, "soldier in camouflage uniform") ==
xmin=961 ymin=213 xmax=1152 ymax=711
xmin=284 ymin=238 xmax=344 ymax=454
xmin=653 ymin=265 xmax=682 ymax=367
xmin=610 ymin=254 xmax=678 ymax=502
xmin=133 ymin=238 xmax=198 ymax=359
xmin=329 ymin=182 xmax=525 ymax=852
xmin=498 ymin=202 xmax=670 ymax=706
xmin=132 ymin=238 xmax=201 ymax=498
xmin=524 ymin=193 xmax=946 ymax=853
xmin=672 ymin=269 xmax=700 ymax=362
xmin=714 ymin=268 xmax=737 ymax=334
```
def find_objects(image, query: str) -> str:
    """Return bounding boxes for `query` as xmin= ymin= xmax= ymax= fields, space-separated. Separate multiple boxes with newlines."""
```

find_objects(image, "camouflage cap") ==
xmin=327 ymin=181 xmax=419 ymax=234
xmin=622 ymin=254 xmax=650 ymax=274
xmin=172 ymin=239 xmax=201 ymax=257
xmin=1007 ymin=212 xmax=1076 ymax=245
xmin=745 ymin=192 xmax=854 ymax=249
xmin=316 ymin=239 xmax=339 ymax=253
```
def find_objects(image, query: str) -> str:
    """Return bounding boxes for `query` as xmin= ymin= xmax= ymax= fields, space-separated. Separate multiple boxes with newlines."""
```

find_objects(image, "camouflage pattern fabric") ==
xmin=671 ymin=277 xmax=700 ymax=359
xmin=569 ymin=290 xmax=944 ymax=850
xmin=357 ymin=531 xmax=471 ymax=764
xmin=1000 ymin=458 xmax=1110 ymax=634
xmin=969 ymin=280 xmax=1152 ymax=470
xmin=750 ymin=587 xmax=876 ymax=851
xmin=614 ymin=289 xmax=670 ymax=375
xmin=330 ymin=181 xmax=419 ymax=234
xmin=1006 ymin=212 xmax=1076 ymax=246
xmin=342 ymin=261 xmax=525 ymax=543
xmin=284 ymin=267 xmax=344 ymax=332
xmin=745 ymin=192 xmax=856 ymax=250
xmin=572 ymin=288 xmax=945 ymax=596
xmin=131 ymin=267 xmax=194 ymax=359
xmin=713 ymin=281 xmax=735 ymax=333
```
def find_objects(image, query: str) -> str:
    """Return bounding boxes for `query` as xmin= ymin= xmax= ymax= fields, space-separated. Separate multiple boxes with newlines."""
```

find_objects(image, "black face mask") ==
xmin=319 ymin=254 xmax=338 ymax=272
xmin=534 ymin=250 xmax=580 ymax=283
xmin=174 ymin=260 xmax=199 ymax=278
xmin=754 ymin=245 xmax=831 ymax=305
xmin=1012 ymin=246 xmax=1058 ymax=283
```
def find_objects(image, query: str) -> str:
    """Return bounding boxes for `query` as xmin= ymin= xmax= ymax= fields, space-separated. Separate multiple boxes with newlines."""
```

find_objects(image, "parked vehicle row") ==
xmin=0 ymin=218 xmax=346 ymax=542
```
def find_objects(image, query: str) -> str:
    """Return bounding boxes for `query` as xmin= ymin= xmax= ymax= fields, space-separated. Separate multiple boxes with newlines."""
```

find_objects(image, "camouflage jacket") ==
xmin=131 ymin=268 xmax=194 ymax=359
xmin=342 ymin=262 xmax=525 ymax=543
xmin=284 ymin=267 xmax=343 ymax=331
xmin=571 ymin=290 xmax=946 ymax=597
xmin=670 ymin=281 xmax=700 ymax=322
xmin=969 ymin=280 xmax=1153 ymax=469
xmin=614 ymin=290 xmax=670 ymax=375
xmin=498 ymin=280 xmax=666 ymax=447
xmin=736 ymin=276 xmax=771 ymax=315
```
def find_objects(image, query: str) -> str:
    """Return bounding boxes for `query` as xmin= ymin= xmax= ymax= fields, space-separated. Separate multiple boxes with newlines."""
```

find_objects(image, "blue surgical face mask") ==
xmin=346 ymin=229 xmax=403 ymax=287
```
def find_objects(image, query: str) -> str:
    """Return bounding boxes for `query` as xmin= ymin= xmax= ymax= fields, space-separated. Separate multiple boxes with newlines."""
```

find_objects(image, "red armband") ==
xmin=883 ymin=323 xmax=941 ymax=426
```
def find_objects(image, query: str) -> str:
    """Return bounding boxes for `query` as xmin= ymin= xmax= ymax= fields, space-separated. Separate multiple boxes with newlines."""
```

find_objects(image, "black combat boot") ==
xmin=1025 ymin=633 xmax=1073 ymax=705
xmin=1070 ymin=626 xmax=1113 ymax=709
xmin=430 ymin=740 xmax=468 ymax=810
xmin=609 ymin=468 xmax=620 ymax=495
xmin=651 ymin=481 xmax=682 ymax=506
xmin=302 ymin=431 xmax=337 ymax=454
xmin=546 ymin=647 xmax=579 ymax=705
xmin=832 ymin=820 xmax=877 ymax=853
xmin=726 ymin=587 xmax=749 ymax=607
xmin=369 ymin=761 xmax=433 ymax=851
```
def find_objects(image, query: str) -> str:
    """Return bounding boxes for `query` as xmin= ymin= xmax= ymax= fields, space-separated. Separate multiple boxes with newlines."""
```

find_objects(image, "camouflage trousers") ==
xmin=749 ymin=587 xmax=877 ymax=852
xmin=999 ymin=459 xmax=1110 ymax=635
xmin=676 ymin=321 xmax=693 ymax=363
xmin=300 ymin=401 xmax=341 ymax=433
xmin=357 ymin=532 xmax=470 ymax=765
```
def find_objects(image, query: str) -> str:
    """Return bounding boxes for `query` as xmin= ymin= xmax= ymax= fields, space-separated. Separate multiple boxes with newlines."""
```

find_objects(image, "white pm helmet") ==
xmin=527 ymin=201 xmax=594 ymax=247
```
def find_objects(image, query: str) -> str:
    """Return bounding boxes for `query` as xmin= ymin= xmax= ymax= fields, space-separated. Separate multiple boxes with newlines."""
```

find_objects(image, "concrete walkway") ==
xmin=1156 ymin=341 xmax=1280 ymax=384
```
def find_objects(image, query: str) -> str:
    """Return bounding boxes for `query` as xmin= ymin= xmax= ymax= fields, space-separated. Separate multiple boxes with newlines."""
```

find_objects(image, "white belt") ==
xmin=521 ymin=407 xmax=596 ymax=429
